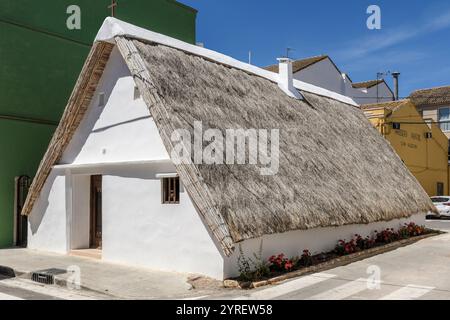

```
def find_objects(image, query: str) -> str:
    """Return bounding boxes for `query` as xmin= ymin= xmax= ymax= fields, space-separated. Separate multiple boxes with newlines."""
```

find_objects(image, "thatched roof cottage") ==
xmin=22 ymin=18 xmax=433 ymax=279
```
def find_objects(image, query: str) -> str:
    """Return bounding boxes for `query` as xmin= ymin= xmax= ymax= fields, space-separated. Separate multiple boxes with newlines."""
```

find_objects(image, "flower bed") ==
xmin=235 ymin=223 xmax=437 ymax=284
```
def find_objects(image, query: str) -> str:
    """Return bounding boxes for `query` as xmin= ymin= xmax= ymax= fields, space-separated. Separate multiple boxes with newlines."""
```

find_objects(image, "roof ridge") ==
xmin=353 ymin=79 xmax=383 ymax=84
xmin=293 ymin=54 xmax=328 ymax=61
xmin=265 ymin=54 xmax=328 ymax=66
xmin=94 ymin=18 xmax=356 ymax=106
xmin=352 ymin=79 xmax=385 ymax=89
xmin=264 ymin=55 xmax=328 ymax=73
xmin=411 ymin=85 xmax=450 ymax=94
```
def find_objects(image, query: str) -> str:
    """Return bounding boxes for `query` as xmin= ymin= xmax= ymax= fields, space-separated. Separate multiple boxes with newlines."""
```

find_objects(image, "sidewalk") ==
xmin=0 ymin=248 xmax=219 ymax=299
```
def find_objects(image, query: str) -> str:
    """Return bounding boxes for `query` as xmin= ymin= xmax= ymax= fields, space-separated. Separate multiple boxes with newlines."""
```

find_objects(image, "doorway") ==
xmin=15 ymin=175 xmax=31 ymax=247
xmin=90 ymin=175 xmax=102 ymax=249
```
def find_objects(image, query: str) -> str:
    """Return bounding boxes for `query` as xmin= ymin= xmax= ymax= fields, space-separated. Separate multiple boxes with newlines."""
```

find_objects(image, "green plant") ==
xmin=355 ymin=234 xmax=376 ymax=250
xmin=375 ymin=228 xmax=399 ymax=244
xmin=268 ymin=254 xmax=295 ymax=272
xmin=251 ymin=240 xmax=270 ymax=279
xmin=237 ymin=241 xmax=270 ymax=281
xmin=237 ymin=244 xmax=253 ymax=282
xmin=398 ymin=225 xmax=410 ymax=239
xmin=298 ymin=249 xmax=313 ymax=267
xmin=334 ymin=238 xmax=358 ymax=256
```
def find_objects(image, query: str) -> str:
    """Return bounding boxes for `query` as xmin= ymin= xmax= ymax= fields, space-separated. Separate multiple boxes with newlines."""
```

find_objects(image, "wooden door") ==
xmin=90 ymin=175 xmax=102 ymax=249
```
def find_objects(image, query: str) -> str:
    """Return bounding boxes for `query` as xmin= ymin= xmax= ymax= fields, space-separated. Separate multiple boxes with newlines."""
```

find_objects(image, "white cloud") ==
xmin=426 ymin=10 xmax=450 ymax=31
xmin=336 ymin=8 xmax=450 ymax=61
xmin=340 ymin=49 xmax=426 ymax=73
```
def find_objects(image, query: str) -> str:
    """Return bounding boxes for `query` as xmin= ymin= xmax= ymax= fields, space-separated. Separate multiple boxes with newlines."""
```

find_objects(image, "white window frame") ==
xmin=438 ymin=106 xmax=450 ymax=132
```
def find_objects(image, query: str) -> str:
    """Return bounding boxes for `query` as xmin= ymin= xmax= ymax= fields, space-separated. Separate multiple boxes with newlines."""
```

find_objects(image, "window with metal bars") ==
xmin=162 ymin=177 xmax=180 ymax=204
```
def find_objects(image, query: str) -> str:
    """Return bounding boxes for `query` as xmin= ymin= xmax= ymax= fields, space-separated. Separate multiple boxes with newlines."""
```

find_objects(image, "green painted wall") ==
xmin=0 ymin=0 xmax=196 ymax=247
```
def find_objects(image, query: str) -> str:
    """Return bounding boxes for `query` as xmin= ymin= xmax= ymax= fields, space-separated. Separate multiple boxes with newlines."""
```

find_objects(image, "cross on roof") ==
xmin=108 ymin=0 xmax=118 ymax=17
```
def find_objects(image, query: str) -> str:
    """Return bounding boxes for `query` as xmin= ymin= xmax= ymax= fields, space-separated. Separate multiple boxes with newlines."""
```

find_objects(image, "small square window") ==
xmin=162 ymin=177 xmax=180 ymax=204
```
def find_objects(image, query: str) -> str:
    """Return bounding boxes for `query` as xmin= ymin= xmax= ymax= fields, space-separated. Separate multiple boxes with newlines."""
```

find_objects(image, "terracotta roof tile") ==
xmin=409 ymin=86 xmax=450 ymax=107
xmin=352 ymin=79 xmax=384 ymax=89
xmin=360 ymin=99 xmax=408 ymax=112
xmin=264 ymin=55 xmax=328 ymax=73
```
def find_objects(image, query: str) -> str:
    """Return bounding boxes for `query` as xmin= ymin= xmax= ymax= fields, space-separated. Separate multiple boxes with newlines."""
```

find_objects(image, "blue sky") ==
xmin=182 ymin=0 xmax=450 ymax=97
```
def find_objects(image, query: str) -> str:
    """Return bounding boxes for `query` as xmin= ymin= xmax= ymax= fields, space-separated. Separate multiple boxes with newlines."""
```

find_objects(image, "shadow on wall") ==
xmin=62 ymin=48 xmax=131 ymax=164
xmin=28 ymin=171 xmax=60 ymax=235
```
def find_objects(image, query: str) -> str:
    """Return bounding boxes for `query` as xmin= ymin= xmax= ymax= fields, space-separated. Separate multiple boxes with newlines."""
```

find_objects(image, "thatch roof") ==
xmin=22 ymin=19 xmax=434 ymax=256
xmin=409 ymin=86 xmax=450 ymax=107
xmin=264 ymin=55 xmax=328 ymax=73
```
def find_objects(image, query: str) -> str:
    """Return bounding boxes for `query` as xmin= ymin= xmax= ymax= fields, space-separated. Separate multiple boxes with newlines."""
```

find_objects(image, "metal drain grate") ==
xmin=31 ymin=272 xmax=54 ymax=285
xmin=31 ymin=268 xmax=67 ymax=285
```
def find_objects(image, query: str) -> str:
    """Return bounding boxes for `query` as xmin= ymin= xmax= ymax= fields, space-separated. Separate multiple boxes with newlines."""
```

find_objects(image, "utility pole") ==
xmin=376 ymin=71 xmax=390 ymax=103
xmin=286 ymin=47 xmax=294 ymax=59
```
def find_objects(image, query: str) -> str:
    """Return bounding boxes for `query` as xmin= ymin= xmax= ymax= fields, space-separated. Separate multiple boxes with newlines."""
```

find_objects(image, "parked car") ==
xmin=429 ymin=196 xmax=450 ymax=219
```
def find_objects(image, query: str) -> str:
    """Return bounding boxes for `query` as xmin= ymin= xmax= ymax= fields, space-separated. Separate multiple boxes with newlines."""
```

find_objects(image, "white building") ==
xmin=265 ymin=55 xmax=394 ymax=105
xmin=22 ymin=18 xmax=432 ymax=280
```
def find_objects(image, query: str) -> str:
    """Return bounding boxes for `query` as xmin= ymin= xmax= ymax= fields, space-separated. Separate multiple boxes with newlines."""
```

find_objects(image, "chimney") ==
xmin=392 ymin=72 xmax=400 ymax=101
xmin=277 ymin=58 xmax=303 ymax=100
xmin=341 ymin=73 xmax=348 ymax=96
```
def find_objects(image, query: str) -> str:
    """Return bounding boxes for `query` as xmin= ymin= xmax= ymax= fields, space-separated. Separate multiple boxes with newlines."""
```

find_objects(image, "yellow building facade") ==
xmin=362 ymin=100 xmax=449 ymax=196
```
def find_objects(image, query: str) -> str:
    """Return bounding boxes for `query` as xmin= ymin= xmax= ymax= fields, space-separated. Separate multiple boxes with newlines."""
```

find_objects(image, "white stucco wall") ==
xmin=61 ymin=47 xmax=170 ymax=165
xmin=366 ymin=82 xmax=394 ymax=103
xmin=293 ymin=58 xmax=394 ymax=105
xmin=28 ymin=171 xmax=68 ymax=253
xmin=294 ymin=58 xmax=345 ymax=95
xmin=27 ymin=47 xmax=225 ymax=278
xmin=223 ymin=212 xmax=426 ymax=278
xmin=352 ymin=82 xmax=393 ymax=105
xmin=101 ymin=170 xmax=224 ymax=278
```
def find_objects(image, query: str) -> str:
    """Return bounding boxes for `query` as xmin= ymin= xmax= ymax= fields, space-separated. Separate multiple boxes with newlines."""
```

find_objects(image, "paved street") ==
xmin=0 ymin=276 xmax=60 ymax=300
xmin=0 ymin=275 xmax=108 ymax=300
xmin=0 ymin=248 xmax=198 ymax=299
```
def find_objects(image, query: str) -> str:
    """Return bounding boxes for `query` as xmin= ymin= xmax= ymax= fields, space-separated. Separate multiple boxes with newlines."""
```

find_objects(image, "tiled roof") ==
xmin=409 ymin=86 xmax=450 ymax=107
xmin=264 ymin=55 xmax=328 ymax=73
xmin=360 ymin=99 xmax=408 ymax=112
xmin=352 ymin=79 xmax=384 ymax=89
